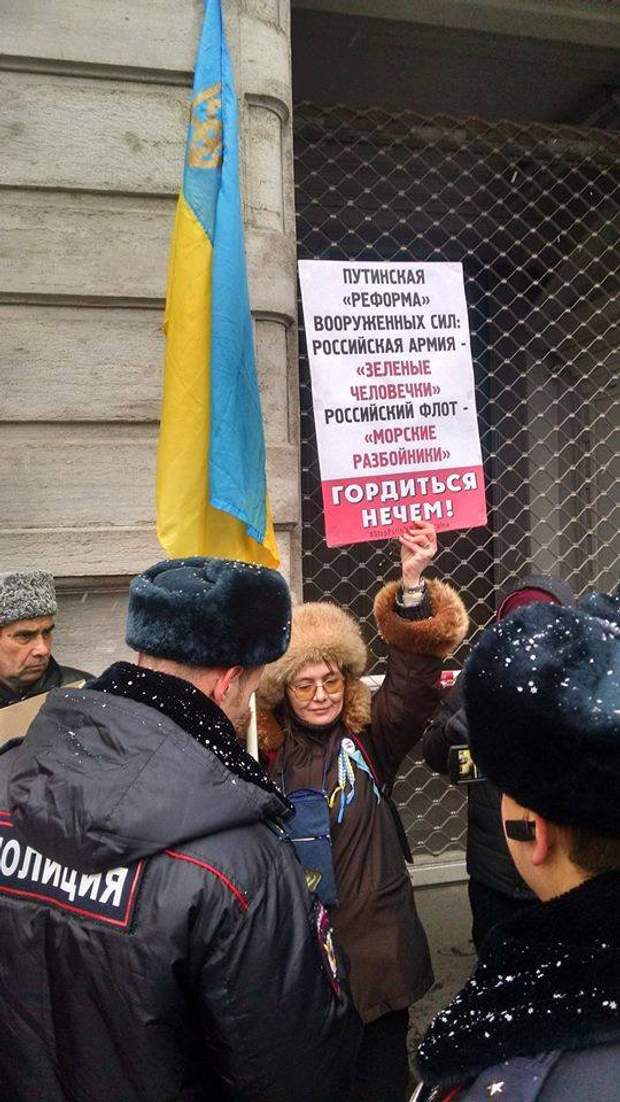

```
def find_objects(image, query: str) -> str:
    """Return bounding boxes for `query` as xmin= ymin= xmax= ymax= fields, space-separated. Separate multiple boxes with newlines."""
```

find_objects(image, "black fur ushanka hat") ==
xmin=126 ymin=557 xmax=291 ymax=668
xmin=463 ymin=593 xmax=620 ymax=835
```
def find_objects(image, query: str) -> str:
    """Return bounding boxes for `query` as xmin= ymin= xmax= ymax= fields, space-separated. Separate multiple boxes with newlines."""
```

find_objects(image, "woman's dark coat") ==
xmin=257 ymin=578 xmax=468 ymax=1023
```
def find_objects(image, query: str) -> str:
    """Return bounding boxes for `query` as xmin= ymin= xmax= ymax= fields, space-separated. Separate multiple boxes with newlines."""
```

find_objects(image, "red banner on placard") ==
xmin=322 ymin=466 xmax=486 ymax=546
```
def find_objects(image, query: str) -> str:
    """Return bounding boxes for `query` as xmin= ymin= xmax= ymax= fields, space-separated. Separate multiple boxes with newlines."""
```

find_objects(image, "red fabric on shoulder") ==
xmin=497 ymin=589 xmax=558 ymax=621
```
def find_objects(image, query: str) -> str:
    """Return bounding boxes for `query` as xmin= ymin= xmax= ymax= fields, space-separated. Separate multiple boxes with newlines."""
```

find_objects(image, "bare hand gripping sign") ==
xmin=298 ymin=260 xmax=487 ymax=546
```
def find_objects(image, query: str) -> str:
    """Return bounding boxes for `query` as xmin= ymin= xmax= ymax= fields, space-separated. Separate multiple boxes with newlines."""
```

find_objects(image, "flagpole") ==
xmin=247 ymin=692 xmax=259 ymax=761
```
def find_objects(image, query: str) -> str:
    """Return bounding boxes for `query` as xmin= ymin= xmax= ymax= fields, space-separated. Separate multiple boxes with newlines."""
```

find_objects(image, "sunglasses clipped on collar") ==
xmin=288 ymin=674 xmax=345 ymax=703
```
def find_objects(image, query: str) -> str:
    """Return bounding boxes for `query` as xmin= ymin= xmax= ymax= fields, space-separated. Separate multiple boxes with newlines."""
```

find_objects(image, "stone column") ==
xmin=224 ymin=0 xmax=300 ymax=593
xmin=0 ymin=0 xmax=300 ymax=672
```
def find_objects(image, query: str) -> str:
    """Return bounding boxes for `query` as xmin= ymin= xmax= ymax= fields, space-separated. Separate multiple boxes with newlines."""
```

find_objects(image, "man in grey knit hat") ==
xmin=0 ymin=571 xmax=91 ymax=709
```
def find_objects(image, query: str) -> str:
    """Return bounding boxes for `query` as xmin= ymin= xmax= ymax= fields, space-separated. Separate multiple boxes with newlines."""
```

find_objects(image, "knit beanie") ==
xmin=0 ymin=572 xmax=58 ymax=628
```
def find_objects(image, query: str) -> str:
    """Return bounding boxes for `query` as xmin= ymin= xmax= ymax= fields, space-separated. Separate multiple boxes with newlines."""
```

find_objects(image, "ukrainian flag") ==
xmin=156 ymin=0 xmax=279 ymax=567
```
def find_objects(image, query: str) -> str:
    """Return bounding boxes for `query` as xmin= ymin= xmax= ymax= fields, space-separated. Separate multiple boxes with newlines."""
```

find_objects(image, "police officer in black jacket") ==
xmin=414 ymin=592 xmax=620 ymax=1102
xmin=422 ymin=574 xmax=575 ymax=950
xmin=0 ymin=557 xmax=360 ymax=1102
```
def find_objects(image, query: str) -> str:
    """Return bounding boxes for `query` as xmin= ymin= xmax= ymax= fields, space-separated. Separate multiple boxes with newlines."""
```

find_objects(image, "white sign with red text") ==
xmin=299 ymin=259 xmax=487 ymax=546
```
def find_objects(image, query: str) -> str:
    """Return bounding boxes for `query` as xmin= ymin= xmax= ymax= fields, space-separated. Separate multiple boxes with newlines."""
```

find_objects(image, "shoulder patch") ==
xmin=0 ymin=811 xmax=143 ymax=929
xmin=314 ymin=899 xmax=344 ymax=1000
xmin=448 ymin=1053 xmax=563 ymax=1102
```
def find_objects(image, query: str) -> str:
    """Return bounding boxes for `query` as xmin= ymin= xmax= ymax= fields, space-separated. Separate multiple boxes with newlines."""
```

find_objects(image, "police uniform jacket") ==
xmin=415 ymin=871 xmax=620 ymax=1101
xmin=0 ymin=664 xmax=360 ymax=1102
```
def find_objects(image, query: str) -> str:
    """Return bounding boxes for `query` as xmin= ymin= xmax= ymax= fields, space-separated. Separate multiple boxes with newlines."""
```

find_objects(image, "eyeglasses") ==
xmin=288 ymin=674 xmax=345 ymax=703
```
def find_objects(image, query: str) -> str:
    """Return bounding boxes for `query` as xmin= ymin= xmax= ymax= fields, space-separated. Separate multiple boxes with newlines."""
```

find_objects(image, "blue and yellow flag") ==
xmin=156 ymin=0 xmax=279 ymax=567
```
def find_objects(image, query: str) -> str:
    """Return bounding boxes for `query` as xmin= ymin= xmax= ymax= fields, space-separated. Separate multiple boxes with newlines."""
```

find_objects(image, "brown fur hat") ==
xmin=256 ymin=600 xmax=371 ymax=749
xmin=258 ymin=600 xmax=367 ymax=709
xmin=256 ymin=579 xmax=468 ymax=752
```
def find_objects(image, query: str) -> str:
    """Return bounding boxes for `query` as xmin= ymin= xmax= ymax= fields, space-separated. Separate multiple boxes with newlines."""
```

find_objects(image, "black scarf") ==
xmin=90 ymin=661 xmax=292 ymax=811
xmin=417 ymin=870 xmax=620 ymax=1088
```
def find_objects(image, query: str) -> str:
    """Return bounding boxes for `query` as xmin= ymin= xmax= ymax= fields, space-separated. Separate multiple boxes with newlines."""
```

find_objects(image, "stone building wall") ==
xmin=0 ymin=0 xmax=299 ymax=674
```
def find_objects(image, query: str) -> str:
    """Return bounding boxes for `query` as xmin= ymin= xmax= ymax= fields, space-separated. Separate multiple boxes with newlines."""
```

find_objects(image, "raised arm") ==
xmin=366 ymin=523 xmax=469 ymax=788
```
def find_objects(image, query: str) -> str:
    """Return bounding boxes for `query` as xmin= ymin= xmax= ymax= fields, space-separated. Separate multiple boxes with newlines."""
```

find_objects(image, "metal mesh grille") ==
xmin=294 ymin=104 xmax=619 ymax=857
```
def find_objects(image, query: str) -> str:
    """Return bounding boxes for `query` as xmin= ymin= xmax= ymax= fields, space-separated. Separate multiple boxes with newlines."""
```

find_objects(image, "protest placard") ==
xmin=299 ymin=259 xmax=487 ymax=546
xmin=0 ymin=682 xmax=85 ymax=746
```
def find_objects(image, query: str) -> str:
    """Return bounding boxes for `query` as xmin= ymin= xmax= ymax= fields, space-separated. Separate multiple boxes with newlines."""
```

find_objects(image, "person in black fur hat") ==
xmin=0 ymin=556 xmax=361 ymax=1102
xmin=413 ymin=593 xmax=620 ymax=1102
xmin=422 ymin=573 xmax=576 ymax=950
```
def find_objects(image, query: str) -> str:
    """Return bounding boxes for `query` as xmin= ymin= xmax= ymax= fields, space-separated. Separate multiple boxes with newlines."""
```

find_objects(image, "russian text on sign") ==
xmin=298 ymin=258 xmax=487 ymax=545
xmin=330 ymin=471 xmax=478 ymax=505
xmin=343 ymin=267 xmax=425 ymax=285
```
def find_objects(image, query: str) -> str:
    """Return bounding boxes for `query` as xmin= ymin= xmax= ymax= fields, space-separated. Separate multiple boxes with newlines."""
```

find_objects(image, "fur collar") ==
xmin=374 ymin=578 xmax=468 ymax=657
xmin=417 ymin=871 xmax=620 ymax=1088
xmin=257 ymin=677 xmax=372 ymax=754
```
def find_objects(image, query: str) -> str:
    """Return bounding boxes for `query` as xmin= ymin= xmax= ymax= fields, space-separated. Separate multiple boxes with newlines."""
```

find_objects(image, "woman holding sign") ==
xmin=256 ymin=522 xmax=468 ymax=1101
